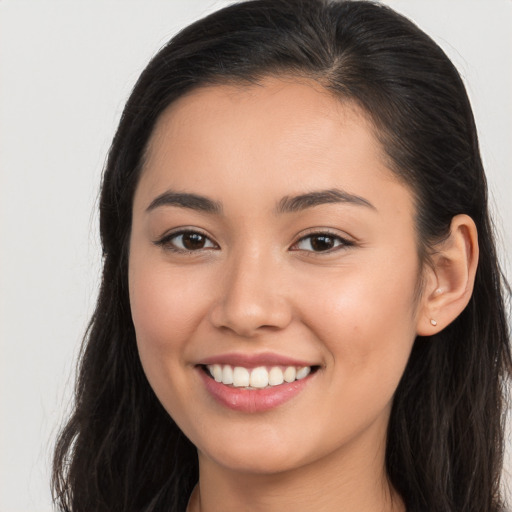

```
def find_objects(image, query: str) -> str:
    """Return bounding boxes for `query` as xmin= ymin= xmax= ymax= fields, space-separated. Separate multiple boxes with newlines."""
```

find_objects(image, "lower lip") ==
xmin=198 ymin=368 xmax=315 ymax=413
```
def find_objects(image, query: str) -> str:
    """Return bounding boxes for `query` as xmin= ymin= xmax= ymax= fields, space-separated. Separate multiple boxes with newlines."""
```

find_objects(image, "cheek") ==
xmin=128 ymin=257 xmax=212 ymax=418
xmin=129 ymin=259 xmax=212 ymax=352
xmin=127 ymin=257 xmax=207 ymax=414
xmin=298 ymin=252 xmax=420 ymax=385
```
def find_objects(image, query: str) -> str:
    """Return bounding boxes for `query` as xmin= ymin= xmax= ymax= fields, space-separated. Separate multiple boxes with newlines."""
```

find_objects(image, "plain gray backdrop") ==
xmin=1 ymin=1 xmax=511 ymax=510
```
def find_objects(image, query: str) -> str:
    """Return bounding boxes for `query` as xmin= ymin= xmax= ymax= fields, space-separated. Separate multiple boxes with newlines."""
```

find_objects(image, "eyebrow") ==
xmin=145 ymin=187 xmax=375 ymax=215
xmin=146 ymin=191 xmax=222 ymax=214
xmin=275 ymin=188 xmax=375 ymax=214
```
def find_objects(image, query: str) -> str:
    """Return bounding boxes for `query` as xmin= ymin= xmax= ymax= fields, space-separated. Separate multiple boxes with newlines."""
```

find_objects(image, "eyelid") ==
xmin=153 ymin=227 xmax=219 ymax=252
xmin=289 ymin=228 xmax=355 ymax=253
xmin=153 ymin=226 xmax=354 ymax=254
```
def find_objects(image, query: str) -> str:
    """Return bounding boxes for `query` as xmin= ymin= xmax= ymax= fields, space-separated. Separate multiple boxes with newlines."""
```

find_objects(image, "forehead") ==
xmin=146 ymin=77 xmax=380 ymax=164
xmin=137 ymin=77 xmax=411 ymax=217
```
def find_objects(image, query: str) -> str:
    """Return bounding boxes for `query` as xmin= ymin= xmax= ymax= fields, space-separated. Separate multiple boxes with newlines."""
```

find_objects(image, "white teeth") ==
xmin=207 ymin=364 xmax=312 ymax=388
xmin=222 ymin=365 xmax=233 ymax=385
xmin=212 ymin=364 xmax=223 ymax=382
xmin=268 ymin=366 xmax=284 ymax=386
xmin=296 ymin=366 xmax=311 ymax=380
xmin=232 ymin=366 xmax=250 ymax=387
xmin=283 ymin=366 xmax=296 ymax=383
xmin=250 ymin=367 xmax=269 ymax=388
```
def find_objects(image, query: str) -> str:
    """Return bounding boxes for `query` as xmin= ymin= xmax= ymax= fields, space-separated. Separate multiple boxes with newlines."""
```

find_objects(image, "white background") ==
xmin=0 ymin=1 xmax=511 ymax=511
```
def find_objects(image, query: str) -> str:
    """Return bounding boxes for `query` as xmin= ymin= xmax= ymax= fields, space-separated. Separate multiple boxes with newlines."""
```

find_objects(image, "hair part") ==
xmin=52 ymin=1 xmax=511 ymax=511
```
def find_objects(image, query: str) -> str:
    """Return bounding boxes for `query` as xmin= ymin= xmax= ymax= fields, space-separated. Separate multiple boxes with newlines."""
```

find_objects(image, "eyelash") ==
xmin=154 ymin=230 xmax=218 ymax=254
xmin=154 ymin=229 xmax=354 ymax=254
xmin=290 ymin=231 xmax=354 ymax=253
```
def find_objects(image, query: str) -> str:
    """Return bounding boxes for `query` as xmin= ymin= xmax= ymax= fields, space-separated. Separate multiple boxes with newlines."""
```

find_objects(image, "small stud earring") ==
xmin=430 ymin=319 xmax=437 ymax=326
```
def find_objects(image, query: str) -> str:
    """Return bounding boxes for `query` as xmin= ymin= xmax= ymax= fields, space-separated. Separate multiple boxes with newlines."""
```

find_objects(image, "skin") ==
xmin=128 ymin=77 xmax=478 ymax=512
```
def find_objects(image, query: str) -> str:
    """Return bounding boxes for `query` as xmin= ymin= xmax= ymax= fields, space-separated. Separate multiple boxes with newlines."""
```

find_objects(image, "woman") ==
xmin=52 ymin=0 xmax=511 ymax=510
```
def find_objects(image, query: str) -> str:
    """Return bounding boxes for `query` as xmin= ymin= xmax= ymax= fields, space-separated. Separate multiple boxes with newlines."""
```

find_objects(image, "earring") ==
xmin=430 ymin=319 xmax=437 ymax=326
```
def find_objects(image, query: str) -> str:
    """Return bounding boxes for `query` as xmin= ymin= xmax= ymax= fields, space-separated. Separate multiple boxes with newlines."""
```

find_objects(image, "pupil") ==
xmin=183 ymin=233 xmax=205 ymax=250
xmin=311 ymin=235 xmax=334 ymax=251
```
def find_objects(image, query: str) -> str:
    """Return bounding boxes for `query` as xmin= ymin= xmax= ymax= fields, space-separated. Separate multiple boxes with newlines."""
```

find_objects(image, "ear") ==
xmin=416 ymin=214 xmax=479 ymax=336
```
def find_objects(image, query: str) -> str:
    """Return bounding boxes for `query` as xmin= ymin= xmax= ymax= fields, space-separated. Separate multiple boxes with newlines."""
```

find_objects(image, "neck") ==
xmin=187 ymin=429 xmax=404 ymax=512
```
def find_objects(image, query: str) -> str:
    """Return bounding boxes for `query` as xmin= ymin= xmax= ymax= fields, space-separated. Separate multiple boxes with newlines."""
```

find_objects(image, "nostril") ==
xmin=209 ymin=299 xmax=293 ymax=337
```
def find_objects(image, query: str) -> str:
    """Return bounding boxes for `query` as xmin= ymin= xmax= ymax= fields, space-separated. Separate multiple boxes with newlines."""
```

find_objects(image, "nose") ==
xmin=209 ymin=249 xmax=293 ymax=337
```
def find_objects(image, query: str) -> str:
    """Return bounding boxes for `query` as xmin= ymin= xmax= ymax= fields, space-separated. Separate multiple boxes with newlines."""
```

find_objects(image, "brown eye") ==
xmin=309 ymin=235 xmax=336 ymax=251
xmin=293 ymin=233 xmax=352 ymax=253
xmin=156 ymin=230 xmax=217 ymax=252
xmin=181 ymin=232 xmax=208 ymax=250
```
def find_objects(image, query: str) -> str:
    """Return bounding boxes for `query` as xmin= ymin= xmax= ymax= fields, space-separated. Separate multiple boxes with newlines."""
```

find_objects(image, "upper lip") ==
xmin=198 ymin=352 xmax=317 ymax=368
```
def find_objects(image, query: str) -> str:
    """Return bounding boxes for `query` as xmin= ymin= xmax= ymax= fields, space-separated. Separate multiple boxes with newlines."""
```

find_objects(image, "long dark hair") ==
xmin=52 ymin=1 xmax=511 ymax=510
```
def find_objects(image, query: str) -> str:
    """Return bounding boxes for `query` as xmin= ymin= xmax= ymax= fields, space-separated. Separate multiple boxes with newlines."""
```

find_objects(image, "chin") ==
xmin=193 ymin=428 xmax=309 ymax=475
xmin=204 ymin=448 xmax=304 ymax=476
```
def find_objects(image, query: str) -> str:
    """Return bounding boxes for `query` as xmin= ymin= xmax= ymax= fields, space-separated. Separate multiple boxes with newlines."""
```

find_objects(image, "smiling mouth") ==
xmin=201 ymin=364 xmax=319 ymax=389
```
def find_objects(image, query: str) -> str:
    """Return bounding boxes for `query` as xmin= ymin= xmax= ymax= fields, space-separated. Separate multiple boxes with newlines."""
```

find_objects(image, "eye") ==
xmin=155 ymin=230 xmax=218 ymax=252
xmin=292 ymin=233 xmax=352 ymax=253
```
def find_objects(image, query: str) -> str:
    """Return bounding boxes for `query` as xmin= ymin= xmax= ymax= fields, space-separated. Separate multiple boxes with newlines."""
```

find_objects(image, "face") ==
xmin=129 ymin=78 xmax=426 ymax=476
